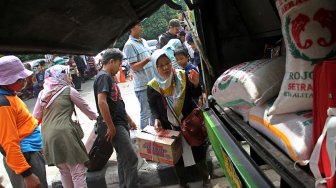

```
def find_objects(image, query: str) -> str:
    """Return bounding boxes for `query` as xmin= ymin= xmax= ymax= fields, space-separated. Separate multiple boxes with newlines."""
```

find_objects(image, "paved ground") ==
xmin=1 ymin=78 xmax=139 ymax=187
xmin=0 ymin=76 xmax=281 ymax=188
xmin=0 ymin=78 xmax=228 ymax=188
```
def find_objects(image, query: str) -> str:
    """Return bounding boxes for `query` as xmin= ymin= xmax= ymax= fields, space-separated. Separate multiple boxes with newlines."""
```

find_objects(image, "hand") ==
xmin=0 ymin=175 xmax=4 ymax=188
xmin=23 ymin=174 xmax=42 ymax=188
xmin=105 ymin=126 xmax=116 ymax=142
xmin=188 ymin=69 xmax=200 ymax=87
xmin=128 ymin=119 xmax=137 ymax=130
xmin=198 ymin=97 xmax=204 ymax=107
xmin=154 ymin=119 xmax=162 ymax=132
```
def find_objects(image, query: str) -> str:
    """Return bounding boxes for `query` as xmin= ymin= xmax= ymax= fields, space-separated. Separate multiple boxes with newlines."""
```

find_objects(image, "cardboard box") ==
xmin=137 ymin=126 xmax=182 ymax=165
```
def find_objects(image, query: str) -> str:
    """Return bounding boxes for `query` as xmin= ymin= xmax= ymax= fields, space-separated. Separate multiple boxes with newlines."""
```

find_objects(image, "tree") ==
xmin=17 ymin=54 xmax=45 ymax=62
xmin=114 ymin=5 xmax=180 ymax=50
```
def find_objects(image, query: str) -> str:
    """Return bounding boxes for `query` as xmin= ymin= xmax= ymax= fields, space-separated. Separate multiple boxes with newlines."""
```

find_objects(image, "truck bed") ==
xmin=203 ymin=100 xmax=315 ymax=187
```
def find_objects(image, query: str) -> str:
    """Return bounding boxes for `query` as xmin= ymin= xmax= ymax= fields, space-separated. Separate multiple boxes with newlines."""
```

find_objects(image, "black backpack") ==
xmin=86 ymin=117 xmax=114 ymax=172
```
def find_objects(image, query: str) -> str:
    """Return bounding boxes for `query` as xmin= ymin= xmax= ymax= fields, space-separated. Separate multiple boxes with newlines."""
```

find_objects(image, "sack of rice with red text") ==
xmin=212 ymin=56 xmax=285 ymax=108
xmin=269 ymin=0 xmax=336 ymax=115
xmin=249 ymin=101 xmax=313 ymax=162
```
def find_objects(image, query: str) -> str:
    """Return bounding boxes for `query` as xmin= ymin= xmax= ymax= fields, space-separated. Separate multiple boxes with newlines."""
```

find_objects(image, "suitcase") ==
xmin=310 ymin=60 xmax=336 ymax=188
xmin=85 ymin=117 xmax=114 ymax=172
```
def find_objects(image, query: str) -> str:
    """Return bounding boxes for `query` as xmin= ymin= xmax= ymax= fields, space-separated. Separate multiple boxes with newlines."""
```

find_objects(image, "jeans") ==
xmin=3 ymin=151 xmax=48 ymax=188
xmin=71 ymin=74 xmax=81 ymax=90
xmin=112 ymin=126 xmax=139 ymax=188
xmin=135 ymin=89 xmax=154 ymax=129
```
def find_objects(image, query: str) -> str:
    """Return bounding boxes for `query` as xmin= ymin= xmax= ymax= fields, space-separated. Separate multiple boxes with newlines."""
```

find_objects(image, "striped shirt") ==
xmin=123 ymin=36 xmax=154 ymax=91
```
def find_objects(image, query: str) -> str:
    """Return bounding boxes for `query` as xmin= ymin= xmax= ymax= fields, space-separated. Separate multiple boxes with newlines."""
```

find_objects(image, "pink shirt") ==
xmin=33 ymin=87 xmax=97 ymax=121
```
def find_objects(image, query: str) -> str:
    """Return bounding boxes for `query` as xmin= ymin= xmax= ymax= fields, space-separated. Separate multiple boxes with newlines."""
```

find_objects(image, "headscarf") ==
xmin=148 ymin=49 xmax=186 ymax=122
xmin=39 ymin=65 xmax=71 ymax=107
xmin=162 ymin=39 xmax=183 ymax=69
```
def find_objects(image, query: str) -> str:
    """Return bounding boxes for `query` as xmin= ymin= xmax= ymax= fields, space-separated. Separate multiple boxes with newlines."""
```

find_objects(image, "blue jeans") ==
xmin=135 ymin=89 xmax=154 ymax=129
xmin=112 ymin=126 xmax=139 ymax=188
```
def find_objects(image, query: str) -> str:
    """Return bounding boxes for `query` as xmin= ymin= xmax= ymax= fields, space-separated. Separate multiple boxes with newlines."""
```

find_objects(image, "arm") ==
xmin=97 ymin=92 xmax=116 ymax=142
xmin=129 ymin=57 xmax=151 ymax=72
xmin=70 ymin=87 xmax=97 ymax=120
xmin=95 ymin=74 xmax=116 ymax=141
xmin=187 ymin=70 xmax=202 ymax=98
xmin=32 ymin=92 xmax=43 ymax=121
xmin=147 ymin=86 xmax=163 ymax=131
xmin=124 ymin=43 xmax=151 ymax=72
xmin=0 ymin=106 xmax=42 ymax=186
xmin=147 ymin=86 xmax=160 ymax=119
xmin=126 ymin=113 xmax=137 ymax=130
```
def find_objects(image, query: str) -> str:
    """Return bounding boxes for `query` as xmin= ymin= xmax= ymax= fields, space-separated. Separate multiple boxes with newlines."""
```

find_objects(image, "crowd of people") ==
xmin=0 ymin=17 xmax=210 ymax=188
xmin=123 ymin=18 xmax=210 ymax=188
xmin=19 ymin=55 xmax=98 ymax=101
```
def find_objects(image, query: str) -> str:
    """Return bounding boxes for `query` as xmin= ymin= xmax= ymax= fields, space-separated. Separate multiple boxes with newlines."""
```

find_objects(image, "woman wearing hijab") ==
xmin=147 ymin=50 xmax=211 ymax=188
xmin=33 ymin=65 xmax=97 ymax=188
xmin=162 ymin=39 xmax=183 ymax=69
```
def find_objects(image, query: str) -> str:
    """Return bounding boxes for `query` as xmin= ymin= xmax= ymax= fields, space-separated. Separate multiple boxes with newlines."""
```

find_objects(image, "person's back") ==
xmin=33 ymin=65 xmax=97 ymax=188
xmin=74 ymin=55 xmax=86 ymax=71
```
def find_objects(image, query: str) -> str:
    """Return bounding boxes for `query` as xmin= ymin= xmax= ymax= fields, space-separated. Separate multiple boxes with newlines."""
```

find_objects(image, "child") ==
xmin=174 ymin=46 xmax=199 ymax=72
xmin=33 ymin=65 xmax=44 ymax=97
xmin=93 ymin=48 xmax=139 ymax=187
xmin=174 ymin=46 xmax=205 ymax=106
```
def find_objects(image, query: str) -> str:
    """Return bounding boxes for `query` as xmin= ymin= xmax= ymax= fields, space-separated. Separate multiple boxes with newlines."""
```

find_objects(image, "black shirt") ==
xmin=74 ymin=56 xmax=86 ymax=71
xmin=94 ymin=70 xmax=128 ymax=127
xmin=147 ymin=72 xmax=206 ymax=162
xmin=147 ymin=72 xmax=202 ymax=130
xmin=158 ymin=31 xmax=177 ymax=49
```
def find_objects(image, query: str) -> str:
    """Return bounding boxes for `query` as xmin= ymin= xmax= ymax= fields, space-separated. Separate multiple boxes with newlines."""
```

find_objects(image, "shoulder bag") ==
xmin=72 ymin=108 xmax=84 ymax=139
xmin=160 ymin=88 xmax=208 ymax=147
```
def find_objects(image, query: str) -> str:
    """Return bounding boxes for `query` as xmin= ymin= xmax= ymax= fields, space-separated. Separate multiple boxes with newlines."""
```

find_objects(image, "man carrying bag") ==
xmin=93 ymin=48 xmax=139 ymax=188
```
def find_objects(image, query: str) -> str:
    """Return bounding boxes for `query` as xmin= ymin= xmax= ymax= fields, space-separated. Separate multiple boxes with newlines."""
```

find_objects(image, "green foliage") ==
xmin=0 ymin=54 xmax=45 ymax=62
xmin=114 ymin=4 xmax=181 ymax=50
xmin=16 ymin=54 xmax=45 ymax=62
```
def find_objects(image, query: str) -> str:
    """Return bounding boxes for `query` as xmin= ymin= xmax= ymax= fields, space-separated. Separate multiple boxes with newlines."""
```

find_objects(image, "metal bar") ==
xmin=204 ymin=109 xmax=274 ymax=188
xmin=213 ymin=105 xmax=315 ymax=188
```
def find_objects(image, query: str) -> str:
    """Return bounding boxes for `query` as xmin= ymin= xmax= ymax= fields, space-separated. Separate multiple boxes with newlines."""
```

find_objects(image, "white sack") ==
xmin=212 ymin=56 xmax=285 ymax=107
xmin=249 ymin=101 xmax=313 ymax=162
xmin=269 ymin=0 xmax=336 ymax=115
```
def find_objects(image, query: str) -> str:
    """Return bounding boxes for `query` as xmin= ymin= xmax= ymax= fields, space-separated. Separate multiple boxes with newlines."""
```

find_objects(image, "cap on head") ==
xmin=0 ymin=56 xmax=33 ymax=85
xmin=169 ymin=19 xmax=180 ymax=28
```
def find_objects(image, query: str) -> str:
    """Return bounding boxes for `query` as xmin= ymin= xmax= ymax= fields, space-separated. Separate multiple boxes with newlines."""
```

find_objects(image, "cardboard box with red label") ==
xmin=137 ymin=126 xmax=182 ymax=165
